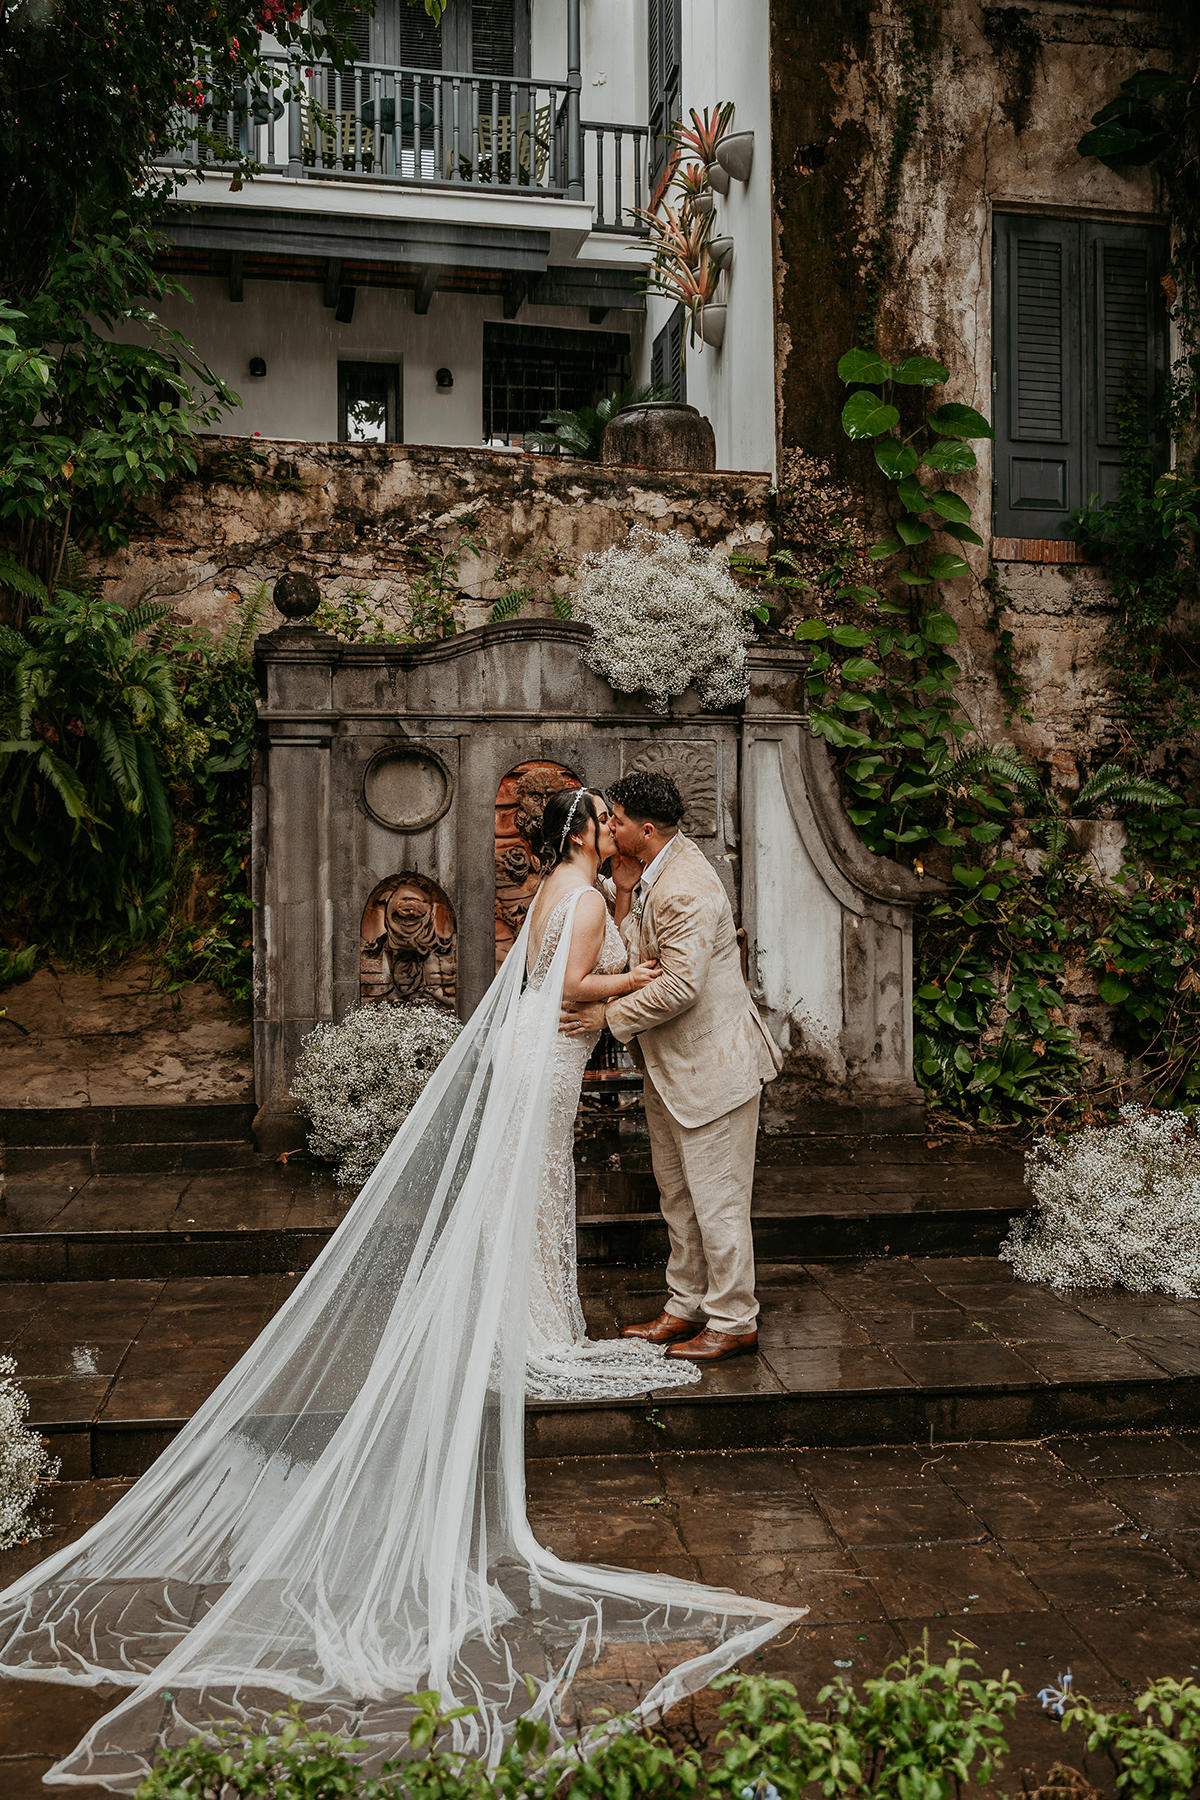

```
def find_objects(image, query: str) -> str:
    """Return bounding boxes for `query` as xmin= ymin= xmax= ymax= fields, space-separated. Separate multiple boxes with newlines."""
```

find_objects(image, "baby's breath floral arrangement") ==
xmin=0 ymin=1355 xmax=59 ymax=1551
xmin=573 ymin=525 xmax=754 ymax=713
xmin=1001 ymin=1105 xmax=1200 ymax=1296
xmin=291 ymin=1000 xmax=462 ymax=1188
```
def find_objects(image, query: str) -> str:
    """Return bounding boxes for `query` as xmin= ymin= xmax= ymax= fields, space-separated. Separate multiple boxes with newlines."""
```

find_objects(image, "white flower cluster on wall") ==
xmin=1001 ymin=1104 xmax=1200 ymax=1296
xmin=0 ymin=1356 xmax=59 ymax=1552
xmin=291 ymin=999 xmax=463 ymax=1188
xmin=573 ymin=525 xmax=754 ymax=714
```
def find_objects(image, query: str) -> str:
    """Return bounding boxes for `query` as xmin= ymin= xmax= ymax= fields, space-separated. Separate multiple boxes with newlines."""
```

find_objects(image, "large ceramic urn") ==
xmin=600 ymin=400 xmax=717 ymax=473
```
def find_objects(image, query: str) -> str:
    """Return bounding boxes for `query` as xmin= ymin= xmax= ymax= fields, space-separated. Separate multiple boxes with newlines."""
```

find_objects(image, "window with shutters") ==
xmin=651 ymin=305 xmax=687 ymax=405
xmin=993 ymin=212 xmax=1169 ymax=540
xmin=648 ymin=0 xmax=682 ymax=187
xmin=366 ymin=0 xmax=528 ymax=73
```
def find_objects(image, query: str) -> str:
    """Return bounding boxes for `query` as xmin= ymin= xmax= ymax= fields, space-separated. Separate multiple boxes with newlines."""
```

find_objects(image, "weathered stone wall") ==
xmin=768 ymin=0 xmax=1182 ymax=767
xmin=94 ymin=438 xmax=774 ymax=637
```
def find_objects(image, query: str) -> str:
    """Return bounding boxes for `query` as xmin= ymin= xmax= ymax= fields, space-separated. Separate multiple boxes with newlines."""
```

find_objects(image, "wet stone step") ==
xmin=6 ymin=1260 xmax=1200 ymax=1476
xmin=0 ymin=1154 xmax=1034 ymax=1278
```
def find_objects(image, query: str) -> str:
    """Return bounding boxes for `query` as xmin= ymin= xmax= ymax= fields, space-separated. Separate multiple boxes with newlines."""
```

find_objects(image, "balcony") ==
xmin=161 ymin=55 xmax=649 ymax=237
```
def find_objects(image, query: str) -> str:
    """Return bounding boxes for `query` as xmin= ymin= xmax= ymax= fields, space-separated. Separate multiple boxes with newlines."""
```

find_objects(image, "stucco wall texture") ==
xmin=769 ymin=0 xmax=1177 ymax=765
xmin=94 ymin=438 xmax=773 ymax=636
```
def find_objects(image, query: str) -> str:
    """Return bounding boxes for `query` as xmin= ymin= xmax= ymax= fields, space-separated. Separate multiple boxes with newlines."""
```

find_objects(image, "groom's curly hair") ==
xmin=608 ymin=771 xmax=685 ymax=830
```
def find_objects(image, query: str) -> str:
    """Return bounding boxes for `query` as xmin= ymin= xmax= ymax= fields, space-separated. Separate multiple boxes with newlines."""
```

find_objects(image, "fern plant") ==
xmin=523 ymin=381 xmax=668 ymax=460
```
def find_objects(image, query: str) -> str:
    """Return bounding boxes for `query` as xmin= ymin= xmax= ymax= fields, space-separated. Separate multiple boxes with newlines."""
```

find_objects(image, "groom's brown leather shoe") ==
xmin=664 ymin=1326 xmax=758 ymax=1362
xmin=621 ymin=1310 xmax=702 ymax=1345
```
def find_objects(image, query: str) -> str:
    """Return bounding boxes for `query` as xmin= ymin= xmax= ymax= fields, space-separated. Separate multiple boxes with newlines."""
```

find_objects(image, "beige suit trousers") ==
xmin=642 ymin=1071 xmax=760 ymax=1337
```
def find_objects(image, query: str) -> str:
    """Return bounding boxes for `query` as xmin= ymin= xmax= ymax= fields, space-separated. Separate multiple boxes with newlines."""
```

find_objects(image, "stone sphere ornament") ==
xmin=272 ymin=570 xmax=321 ymax=622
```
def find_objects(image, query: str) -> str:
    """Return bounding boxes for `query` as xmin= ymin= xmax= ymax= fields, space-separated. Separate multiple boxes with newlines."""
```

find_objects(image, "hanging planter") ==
xmin=705 ymin=160 xmax=731 ymax=196
xmin=716 ymin=131 xmax=754 ymax=183
xmin=699 ymin=304 xmax=727 ymax=349
xmin=709 ymin=235 xmax=734 ymax=269
xmin=691 ymin=190 xmax=715 ymax=215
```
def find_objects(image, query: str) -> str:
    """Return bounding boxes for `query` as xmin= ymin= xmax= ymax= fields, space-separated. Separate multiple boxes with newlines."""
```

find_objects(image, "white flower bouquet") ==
xmin=291 ymin=999 xmax=463 ymax=1188
xmin=0 ymin=1355 xmax=60 ymax=1551
xmin=573 ymin=525 xmax=754 ymax=713
xmin=1001 ymin=1104 xmax=1200 ymax=1295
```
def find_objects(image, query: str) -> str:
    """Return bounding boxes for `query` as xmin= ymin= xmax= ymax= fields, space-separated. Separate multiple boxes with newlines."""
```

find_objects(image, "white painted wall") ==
xmin=139 ymin=277 xmax=644 ymax=445
xmin=640 ymin=0 xmax=775 ymax=474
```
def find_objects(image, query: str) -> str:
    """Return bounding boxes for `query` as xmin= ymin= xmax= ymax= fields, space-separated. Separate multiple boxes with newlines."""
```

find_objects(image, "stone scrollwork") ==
xmin=623 ymin=740 xmax=719 ymax=838
xmin=360 ymin=872 xmax=457 ymax=1009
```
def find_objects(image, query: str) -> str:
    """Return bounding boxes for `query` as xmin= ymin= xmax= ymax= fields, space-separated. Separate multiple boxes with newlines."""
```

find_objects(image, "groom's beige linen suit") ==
xmin=604 ymin=835 xmax=781 ymax=1336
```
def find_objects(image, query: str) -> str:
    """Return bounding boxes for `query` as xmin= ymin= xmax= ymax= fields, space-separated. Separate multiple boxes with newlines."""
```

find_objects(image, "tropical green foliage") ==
xmin=0 ymin=552 xmax=178 ymax=939
xmin=0 ymin=563 xmax=264 ymax=1004
xmin=745 ymin=349 xmax=1199 ymax=1128
xmin=0 ymin=241 xmax=235 ymax=601
xmin=1053 ymin=1674 xmax=1200 ymax=1799
xmin=524 ymin=384 xmax=668 ymax=460
xmin=1068 ymin=390 xmax=1200 ymax=752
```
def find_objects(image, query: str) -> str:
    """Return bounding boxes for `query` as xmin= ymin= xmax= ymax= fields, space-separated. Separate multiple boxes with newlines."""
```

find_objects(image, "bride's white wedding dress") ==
xmin=523 ymin=890 xmax=699 ymax=1400
xmin=0 ymin=892 xmax=797 ymax=1790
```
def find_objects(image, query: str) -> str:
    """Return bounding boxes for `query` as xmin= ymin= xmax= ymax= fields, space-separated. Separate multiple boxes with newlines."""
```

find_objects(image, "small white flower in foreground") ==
xmin=291 ymin=999 xmax=462 ymax=1188
xmin=1001 ymin=1105 xmax=1200 ymax=1296
xmin=0 ymin=1355 xmax=60 ymax=1551
xmin=573 ymin=525 xmax=754 ymax=713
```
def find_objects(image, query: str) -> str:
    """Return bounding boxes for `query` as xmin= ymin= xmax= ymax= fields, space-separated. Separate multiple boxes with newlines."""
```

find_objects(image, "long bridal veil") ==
xmin=0 ymin=896 xmax=800 ymax=1791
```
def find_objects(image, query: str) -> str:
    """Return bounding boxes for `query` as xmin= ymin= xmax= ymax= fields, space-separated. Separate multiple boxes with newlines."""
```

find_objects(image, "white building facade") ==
xmin=147 ymin=0 xmax=776 ymax=474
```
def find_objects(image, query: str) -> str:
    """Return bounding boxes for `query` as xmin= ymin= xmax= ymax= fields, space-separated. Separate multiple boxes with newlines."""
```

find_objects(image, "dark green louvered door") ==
xmin=993 ymin=213 xmax=1169 ymax=539
xmin=648 ymin=0 xmax=682 ymax=187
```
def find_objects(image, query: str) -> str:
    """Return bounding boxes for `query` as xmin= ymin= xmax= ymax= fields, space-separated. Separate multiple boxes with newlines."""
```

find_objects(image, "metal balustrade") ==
xmin=163 ymin=58 xmax=649 ymax=233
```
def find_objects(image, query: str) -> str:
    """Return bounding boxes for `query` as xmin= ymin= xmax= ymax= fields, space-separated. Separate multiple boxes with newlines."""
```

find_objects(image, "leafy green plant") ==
xmin=791 ymin=348 xmax=1004 ymax=860
xmin=488 ymin=548 xmax=577 ymax=623
xmin=405 ymin=529 xmax=486 ymax=641
xmin=1051 ymin=1674 xmax=1200 ymax=1798
xmin=524 ymin=383 xmax=668 ymax=460
xmin=0 ymin=549 xmax=178 ymax=940
xmin=712 ymin=1645 xmax=1020 ymax=1798
xmin=310 ymin=591 xmax=405 ymax=644
xmin=1068 ymin=393 xmax=1200 ymax=752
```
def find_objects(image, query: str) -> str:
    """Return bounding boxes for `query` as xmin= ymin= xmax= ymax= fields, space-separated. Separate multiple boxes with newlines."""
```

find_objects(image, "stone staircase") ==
xmin=5 ymin=1105 xmax=1200 ymax=1482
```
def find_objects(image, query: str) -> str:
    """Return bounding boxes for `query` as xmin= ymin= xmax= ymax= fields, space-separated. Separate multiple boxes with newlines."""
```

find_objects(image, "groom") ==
xmin=561 ymin=770 xmax=781 ymax=1363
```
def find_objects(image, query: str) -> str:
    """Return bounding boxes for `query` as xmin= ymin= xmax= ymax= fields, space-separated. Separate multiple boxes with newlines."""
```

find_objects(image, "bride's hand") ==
xmin=626 ymin=959 xmax=659 ymax=991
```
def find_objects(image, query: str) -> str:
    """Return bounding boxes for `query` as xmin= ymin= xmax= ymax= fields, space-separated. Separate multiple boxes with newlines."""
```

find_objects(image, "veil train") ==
xmin=0 ymin=896 xmax=801 ymax=1790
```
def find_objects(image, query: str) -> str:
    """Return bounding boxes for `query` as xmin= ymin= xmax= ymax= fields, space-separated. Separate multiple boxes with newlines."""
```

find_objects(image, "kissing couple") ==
xmin=0 ymin=771 xmax=795 ymax=1789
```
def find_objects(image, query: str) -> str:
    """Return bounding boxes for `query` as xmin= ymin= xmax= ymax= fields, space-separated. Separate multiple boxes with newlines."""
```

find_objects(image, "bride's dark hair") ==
xmin=533 ymin=787 xmax=603 ymax=871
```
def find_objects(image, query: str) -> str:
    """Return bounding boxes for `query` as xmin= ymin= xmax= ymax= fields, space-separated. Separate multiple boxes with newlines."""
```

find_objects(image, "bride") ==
xmin=0 ymin=786 xmax=798 ymax=1790
xmin=520 ymin=786 xmax=700 ymax=1399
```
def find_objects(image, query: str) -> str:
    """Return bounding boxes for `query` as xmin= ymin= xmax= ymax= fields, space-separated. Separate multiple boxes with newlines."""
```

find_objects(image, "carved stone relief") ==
xmin=493 ymin=761 xmax=580 ymax=969
xmin=621 ymin=740 xmax=719 ymax=837
xmin=360 ymin=872 xmax=457 ymax=1008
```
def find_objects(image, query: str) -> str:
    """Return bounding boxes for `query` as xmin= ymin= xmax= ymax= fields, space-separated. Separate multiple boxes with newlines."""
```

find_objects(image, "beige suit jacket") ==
xmin=603 ymin=835 xmax=781 ymax=1130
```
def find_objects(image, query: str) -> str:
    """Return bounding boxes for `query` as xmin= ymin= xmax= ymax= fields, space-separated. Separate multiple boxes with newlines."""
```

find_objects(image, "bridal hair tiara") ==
xmin=559 ymin=789 xmax=588 ymax=849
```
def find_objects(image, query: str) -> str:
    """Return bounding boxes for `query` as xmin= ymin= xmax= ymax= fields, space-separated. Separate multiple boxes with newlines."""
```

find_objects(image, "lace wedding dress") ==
xmin=523 ymin=891 xmax=699 ymax=1400
xmin=0 ymin=893 xmax=797 ymax=1790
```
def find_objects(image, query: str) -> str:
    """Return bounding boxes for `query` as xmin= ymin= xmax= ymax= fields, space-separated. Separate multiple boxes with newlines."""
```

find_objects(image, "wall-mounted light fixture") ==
xmin=435 ymin=367 xmax=454 ymax=389
xmin=249 ymin=357 xmax=267 ymax=378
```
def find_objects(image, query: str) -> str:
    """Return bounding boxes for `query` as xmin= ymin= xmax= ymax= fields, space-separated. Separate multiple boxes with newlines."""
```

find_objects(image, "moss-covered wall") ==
xmin=768 ymin=0 xmax=1181 ymax=765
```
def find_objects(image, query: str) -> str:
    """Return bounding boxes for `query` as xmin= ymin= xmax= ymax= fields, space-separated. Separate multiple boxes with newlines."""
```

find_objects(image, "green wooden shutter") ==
xmin=993 ymin=213 xmax=1081 ymax=539
xmin=651 ymin=304 xmax=686 ymax=404
xmin=1086 ymin=221 xmax=1169 ymax=508
xmin=648 ymin=0 xmax=682 ymax=186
